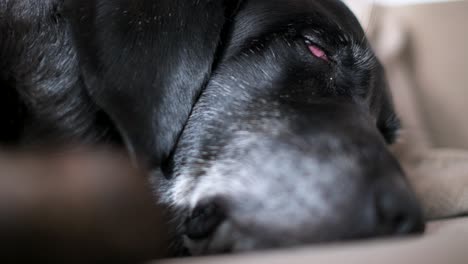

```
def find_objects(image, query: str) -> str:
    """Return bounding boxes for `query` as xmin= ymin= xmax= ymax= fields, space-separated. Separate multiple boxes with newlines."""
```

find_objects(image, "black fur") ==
xmin=0 ymin=0 xmax=398 ymax=162
xmin=64 ymin=0 xmax=243 ymax=166
xmin=0 ymin=0 xmax=118 ymax=147
xmin=1 ymin=0 xmax=423 ymax=256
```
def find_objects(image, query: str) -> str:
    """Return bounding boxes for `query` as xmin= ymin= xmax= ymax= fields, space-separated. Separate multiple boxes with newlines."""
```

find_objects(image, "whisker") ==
xmin=361 ymin=0 xmax=377 ymax=45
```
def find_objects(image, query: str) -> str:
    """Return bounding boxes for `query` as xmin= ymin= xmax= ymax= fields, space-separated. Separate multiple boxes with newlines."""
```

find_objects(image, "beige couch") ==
xmin=364 ymin=1 xmax=468 ymax=220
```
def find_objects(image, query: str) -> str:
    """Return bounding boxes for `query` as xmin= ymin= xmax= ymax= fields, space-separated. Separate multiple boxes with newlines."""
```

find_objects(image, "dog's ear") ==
xmin=65 ymin=0 xmax=241 ymax=167
xmin=375 ymin=74 xmax=401 ymax=145
xmin=377 ymin=97 xmax=400 ymax=145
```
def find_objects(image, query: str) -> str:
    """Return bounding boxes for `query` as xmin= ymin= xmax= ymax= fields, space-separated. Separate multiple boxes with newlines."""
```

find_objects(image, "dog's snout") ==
xmin=177 ymin=106 xmax=427 ymax=255
xmin=185 ymin=198 xmax=226 ymax=241
xmin=373 ymin=180 xmax=425 ymax=236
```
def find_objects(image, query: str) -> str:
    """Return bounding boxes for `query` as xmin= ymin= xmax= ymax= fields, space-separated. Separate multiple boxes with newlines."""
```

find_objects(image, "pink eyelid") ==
xmin=308 ymin=44 xmax=329 ymax=61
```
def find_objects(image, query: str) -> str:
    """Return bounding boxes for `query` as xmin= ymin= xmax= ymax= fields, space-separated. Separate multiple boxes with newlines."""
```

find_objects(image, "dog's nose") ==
xmin=185 ymin=198 xmax=226 ymax=240
xmin=373 ymin=181 xmax=425 ymax=235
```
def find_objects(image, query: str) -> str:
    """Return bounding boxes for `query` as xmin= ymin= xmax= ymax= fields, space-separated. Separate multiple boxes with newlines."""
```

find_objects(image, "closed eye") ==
xmin=305 ymin=40 xmax=329 ymax=62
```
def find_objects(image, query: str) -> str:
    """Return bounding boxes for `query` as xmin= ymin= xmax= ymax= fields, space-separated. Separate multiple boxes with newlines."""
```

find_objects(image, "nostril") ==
xmin=375 ymin=191 xmax=425 ymax=235
xmin=185 ymin=198 xmax=226 ymax=240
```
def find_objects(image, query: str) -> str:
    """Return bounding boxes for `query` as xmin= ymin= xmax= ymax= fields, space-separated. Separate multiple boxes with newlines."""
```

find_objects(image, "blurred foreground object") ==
xmin=0 ymin=147 xmax=170 ymax=263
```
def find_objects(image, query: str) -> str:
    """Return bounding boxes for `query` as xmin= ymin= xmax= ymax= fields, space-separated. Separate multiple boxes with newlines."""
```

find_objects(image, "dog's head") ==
xmin=2 ymin=0 xmax=424 ymax=257
xmin=156 ymin=0 xmax=424 ymax=255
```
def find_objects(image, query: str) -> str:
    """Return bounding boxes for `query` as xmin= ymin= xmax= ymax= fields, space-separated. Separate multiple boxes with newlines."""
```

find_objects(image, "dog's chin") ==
xmin=184 ymin=222 xmax=316 ymax=256
xmin=182 ymin=221 xmax=368 ymax=256
xmin=183 ymin=221 xmax=306 ymax=256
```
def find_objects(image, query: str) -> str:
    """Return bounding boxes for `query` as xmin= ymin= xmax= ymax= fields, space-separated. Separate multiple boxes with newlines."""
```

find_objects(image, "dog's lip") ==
xmin=183 ymin=233 xmax=215 ymax=255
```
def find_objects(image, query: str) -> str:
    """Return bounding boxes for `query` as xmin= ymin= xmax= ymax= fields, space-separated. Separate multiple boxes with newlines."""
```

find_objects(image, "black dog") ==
xmin=1 ymin=0 xmax=424 ymax=256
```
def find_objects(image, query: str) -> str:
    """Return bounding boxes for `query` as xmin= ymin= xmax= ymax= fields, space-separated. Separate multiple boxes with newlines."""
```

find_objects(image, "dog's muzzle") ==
xmin=179 ymin=103 xmax=424 ymax=255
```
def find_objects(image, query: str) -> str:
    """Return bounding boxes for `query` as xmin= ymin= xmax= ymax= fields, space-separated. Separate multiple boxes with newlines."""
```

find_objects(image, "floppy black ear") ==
xmin=377 ymin=97 xmax=400 ymax=144
xmin=65 ymin=0 xmax=241 ymax=167
xmin=375 ymin=76 xmax=401 ymax=145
